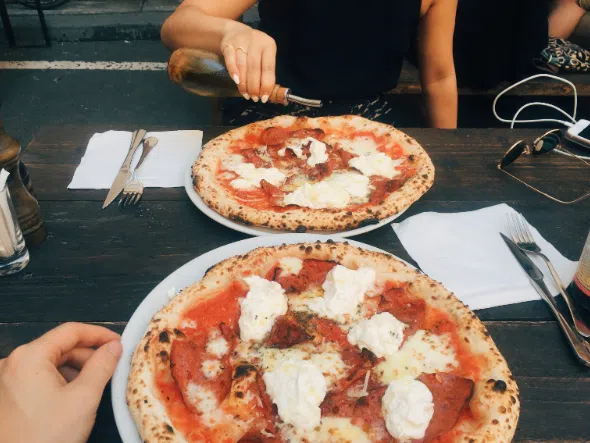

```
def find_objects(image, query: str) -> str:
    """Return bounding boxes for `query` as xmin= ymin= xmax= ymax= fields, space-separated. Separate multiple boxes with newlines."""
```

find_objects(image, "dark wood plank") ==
xmin=0 ymin=197 xmax=586 ymax=322
xmin=1 ymin=321 xmax=589 ymax=442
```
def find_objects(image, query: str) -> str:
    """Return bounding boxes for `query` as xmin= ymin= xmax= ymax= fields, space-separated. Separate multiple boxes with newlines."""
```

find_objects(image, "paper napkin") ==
xmin=68 ymin=130 xmax=203 ymax=189
xmin=392 ymin=203 xmax=578 ymax=310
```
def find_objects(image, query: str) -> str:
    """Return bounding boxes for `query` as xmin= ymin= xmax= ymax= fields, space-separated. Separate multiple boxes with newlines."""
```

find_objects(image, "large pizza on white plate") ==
xmin=127 ymin=241 xmax=519 ymax=442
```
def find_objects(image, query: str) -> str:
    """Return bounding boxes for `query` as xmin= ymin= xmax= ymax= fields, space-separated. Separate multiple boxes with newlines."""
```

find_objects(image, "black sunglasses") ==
xmin=498 ymin=129 xmax=590 ymax=204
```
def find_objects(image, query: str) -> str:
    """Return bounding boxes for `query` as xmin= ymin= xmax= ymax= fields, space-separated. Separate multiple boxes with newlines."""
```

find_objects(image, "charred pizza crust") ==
xmin=192 ymin=115 xmax=435 ymax=231
xmin=127 ymin=241 xmax=519 ymax=443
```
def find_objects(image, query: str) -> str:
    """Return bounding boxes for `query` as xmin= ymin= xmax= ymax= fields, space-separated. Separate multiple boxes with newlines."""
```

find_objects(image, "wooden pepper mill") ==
xmin=0 ymin=122 xmax=46 ymax=246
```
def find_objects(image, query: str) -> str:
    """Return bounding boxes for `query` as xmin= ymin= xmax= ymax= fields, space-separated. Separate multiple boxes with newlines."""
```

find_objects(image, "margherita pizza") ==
xmin=192 ymin=116 xmax=434 ymax=231
xmin=127 ymin=241 xmax=519 ymax=443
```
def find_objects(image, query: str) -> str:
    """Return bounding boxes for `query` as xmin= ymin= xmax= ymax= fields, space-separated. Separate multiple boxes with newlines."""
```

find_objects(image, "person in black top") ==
xmin=161 ymin=0 xmax=458 ymax=128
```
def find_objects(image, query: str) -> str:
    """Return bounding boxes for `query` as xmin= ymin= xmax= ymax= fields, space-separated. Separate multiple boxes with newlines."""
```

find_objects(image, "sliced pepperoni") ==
xmin=351 ymin=386 xmax=390 ymax=443
xmin=261 ymin=127 xmax=290 ymax=146
xmin=379 ymin=285 xmax=427 ymax=334
xmin=320 ymin=391 xmax=357 ymax=417
xmin=265 ymin=315 xmax=312 ymax=348
xmin=241 ymin=149 xmax=266 ymax=168
xmin=290 ymin=128 xmax=325 ymax=140
xmin=338 ymin=348 xmax=379 ymax=391
xmin=336 ymin=148 xmax=355 ymax=167
xmin=260 ymin=180 xmax=285 ymax=206
xmin=313 ymin=318 xmax=349 ymax=347
xmin=419 ymin=373 xmax=475 ymax=441
xmin=273 ymin=259 xmax=336 ymax=293
xmin=170 ymin=338 xmax=233 ymax=412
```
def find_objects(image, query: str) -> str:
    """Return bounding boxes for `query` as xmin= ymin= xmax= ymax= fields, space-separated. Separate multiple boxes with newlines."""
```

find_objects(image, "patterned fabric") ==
xmin=535 ymin=37 xmax=590 ymax=73
xmin=222 ymin=95 xmax=400 ymax=126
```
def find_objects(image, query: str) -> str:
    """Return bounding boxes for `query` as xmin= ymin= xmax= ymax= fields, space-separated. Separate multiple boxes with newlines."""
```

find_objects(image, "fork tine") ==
xmin=133 ymin=192 xmax=142 ymax=205
xmin=126 ymin=193 xmax=136 ymax=206
xmin=518 ymin=213 xmax=535 ymax=243
xmin=512 ymin=213 xmax=526 ymax=244
xmin=507 ymin=213 xmax=519 ymax=243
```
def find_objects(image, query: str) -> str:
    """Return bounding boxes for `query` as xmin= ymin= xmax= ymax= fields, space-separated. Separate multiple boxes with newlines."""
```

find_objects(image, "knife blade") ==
xmin=102 ymin=129 xmax=147 ymax=208
xmin=500 ymin=233 xmax=590 ymax=366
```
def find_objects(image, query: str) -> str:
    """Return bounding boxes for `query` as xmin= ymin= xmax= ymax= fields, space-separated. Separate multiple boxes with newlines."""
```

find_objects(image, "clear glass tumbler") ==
xmin=0 ymin=183 xmax=29 ymax=276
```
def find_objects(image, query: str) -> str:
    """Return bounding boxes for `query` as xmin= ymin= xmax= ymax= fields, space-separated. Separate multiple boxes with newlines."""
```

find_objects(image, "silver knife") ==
xmin=501 ymin=233 xmax=590 ymax=367
xmin=102 ymin=129 xmax=147 ymax=208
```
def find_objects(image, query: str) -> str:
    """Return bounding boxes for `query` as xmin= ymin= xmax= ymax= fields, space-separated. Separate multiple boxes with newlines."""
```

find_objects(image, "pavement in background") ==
xmin=0 ymin=41 xmax=212 ymax=147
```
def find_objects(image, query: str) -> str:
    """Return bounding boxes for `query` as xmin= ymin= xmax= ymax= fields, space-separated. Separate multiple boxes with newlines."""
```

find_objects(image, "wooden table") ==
xmin=1 ymin=126 xmax=589 ymax=442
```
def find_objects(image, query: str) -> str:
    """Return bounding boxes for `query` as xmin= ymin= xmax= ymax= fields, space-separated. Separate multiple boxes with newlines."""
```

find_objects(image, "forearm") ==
xmin=422 ymin=75 xmax=458 ymax=129
xmin=161 ymin=5 xmax=250 ymax=53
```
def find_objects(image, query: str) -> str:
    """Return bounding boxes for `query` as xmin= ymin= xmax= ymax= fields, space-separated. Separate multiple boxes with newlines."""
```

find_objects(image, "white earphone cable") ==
xmin=493 ymin=73 xmax=590 ymax=159
xmin=493 ymin=73 xmax=578 ymax=127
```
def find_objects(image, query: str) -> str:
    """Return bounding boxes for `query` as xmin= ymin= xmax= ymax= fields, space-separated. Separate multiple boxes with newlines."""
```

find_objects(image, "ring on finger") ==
xmin=236 ymin=46 xmax=248 ymax=54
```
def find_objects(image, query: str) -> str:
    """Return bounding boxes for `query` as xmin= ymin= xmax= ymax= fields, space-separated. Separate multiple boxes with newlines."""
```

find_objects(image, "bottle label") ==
xmin=574 ymin=234 xmax=590 ymax=297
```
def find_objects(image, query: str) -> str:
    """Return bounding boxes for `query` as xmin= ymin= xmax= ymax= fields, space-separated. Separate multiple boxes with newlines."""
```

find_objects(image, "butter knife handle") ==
xmin=123 ymin=129 xmax=147 ymax=167
xmin=532 ymin=279 xmax=590 ymax=367
xmin=539 ymin=252 xmax=590 ymax=338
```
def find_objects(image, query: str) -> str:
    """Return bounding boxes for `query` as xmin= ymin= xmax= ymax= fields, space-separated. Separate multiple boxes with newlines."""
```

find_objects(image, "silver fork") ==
xmin=508 ymin=212 xmax=590 ymax=337
xmin=120 ymin=136 xmax=158 ymax=206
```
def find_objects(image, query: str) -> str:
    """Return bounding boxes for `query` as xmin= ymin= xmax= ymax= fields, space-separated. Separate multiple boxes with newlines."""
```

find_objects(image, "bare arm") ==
xmin=161 ymin=0 xmax=255 ymax=53
xmin=417 ymin=0 xmax=458 ymax=129
xmin=161 ymin=0 xmax=277 ymax=103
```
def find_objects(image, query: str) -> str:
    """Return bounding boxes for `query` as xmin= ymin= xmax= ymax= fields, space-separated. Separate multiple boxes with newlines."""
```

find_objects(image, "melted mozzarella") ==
xmin=205 ymin=332 xmax=229 ymax=358
xmin=349 ymin=153 xmax=403 ymax=179
xmin=229 ymin=163 xmax=286 ymax=190
xmin=306 ymin=138 xmax=328 ymax=167
xmin=278 ymin=257 xmax=303 ymax=275
xmin=260 ymin=342 xmax=348 ymax=389
xmin=282 ymin=172 xmax=370 ymax=209
xmin=382 ymin=377 xmax=434 ymax=440
xmin=280 ymin=417 xmax=371 ymax=443
xmin=179 ymin=319 xmax=197 ymax=329
xmin=201 ymin=359 xmax=224 ymax=379
xmin=347 ymin=312 xmax=406 ymax=358
xmin=185 ymin=383 xmax=233 ymax=427
xmin=308 ymin=265 xmax=376 ymax=322
xmin=238 ymin=276 xmax=288 ymax=342
xmin=221 ymin=154 xmax=245 ymax=171
xmin=376 ymin=330 xmax=458 ymax=383
xmin=338 ymin=136 xmax=379 ymax=156
xmin=263 ymin=359 xmax=327 ymax=430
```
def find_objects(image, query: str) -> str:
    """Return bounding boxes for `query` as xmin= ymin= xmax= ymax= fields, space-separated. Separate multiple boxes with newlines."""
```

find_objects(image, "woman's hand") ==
xmin=220 ymin=23 xmax=277 ymax=103
xmin=0 ymin=322 xmax=123 ymax=443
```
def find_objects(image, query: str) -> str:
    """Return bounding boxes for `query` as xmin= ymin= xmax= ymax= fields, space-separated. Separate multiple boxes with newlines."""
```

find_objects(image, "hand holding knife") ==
xmin=501 ymin=233 xmax=590 ymax=367
xmin=102 ymin=129 xmax=147 ymax=209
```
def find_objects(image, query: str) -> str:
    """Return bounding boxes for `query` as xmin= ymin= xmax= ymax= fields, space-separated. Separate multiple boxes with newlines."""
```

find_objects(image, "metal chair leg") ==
xmin=0 ymin=0 xmax=16 ymax=47
xmin=34 ymin=0 xmax=51 ymax=47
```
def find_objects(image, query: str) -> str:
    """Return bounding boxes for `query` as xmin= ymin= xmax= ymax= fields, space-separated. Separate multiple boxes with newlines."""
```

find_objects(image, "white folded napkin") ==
xmin=392 ymin=203 xmax=578 ymax=310
xmin=68 ymin=130 xmax=203 ymax=189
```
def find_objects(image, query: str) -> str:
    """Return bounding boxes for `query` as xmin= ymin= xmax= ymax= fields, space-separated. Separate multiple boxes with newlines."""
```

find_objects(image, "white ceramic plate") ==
xmin=111 ymin=234 xmax=414 ymax=443
xmin=184 ymin=152 xmax=407 ymax=238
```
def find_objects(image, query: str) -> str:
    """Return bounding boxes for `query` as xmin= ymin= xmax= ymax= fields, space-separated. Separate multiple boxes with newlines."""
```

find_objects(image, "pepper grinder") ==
xmin=0 ymin=123 xmax=46 ymax=246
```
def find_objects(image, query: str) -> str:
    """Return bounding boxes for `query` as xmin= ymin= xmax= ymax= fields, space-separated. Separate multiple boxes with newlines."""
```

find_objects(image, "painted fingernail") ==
xmin=106 ymin=340 xmax=123 ymax=358
xmin=252 ymin=96 xmax=259 ymax=103
xmin=261 ymin=95 xmax=269 ymax=103
xmin=232 ymin=74 xmax=240 ymax=85
xmin=242 ymin=93 xmax=250 ymax=100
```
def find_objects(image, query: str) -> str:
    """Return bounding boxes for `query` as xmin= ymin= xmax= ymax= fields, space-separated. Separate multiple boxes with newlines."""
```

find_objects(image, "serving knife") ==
xmin=501 ymin=233 xmax=590 ymax=367
xmin=102 ymin=129 xmax=147 ymax=209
